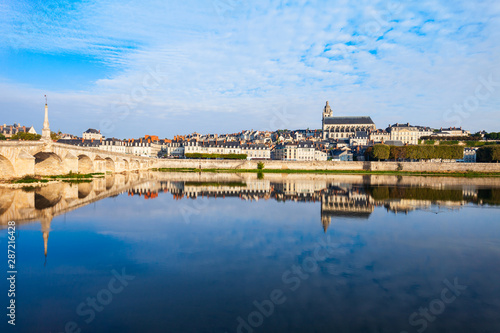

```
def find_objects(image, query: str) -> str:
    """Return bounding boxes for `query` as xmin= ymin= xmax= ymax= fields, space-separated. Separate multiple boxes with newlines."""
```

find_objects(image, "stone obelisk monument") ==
xmin=41 ymin=95 xmax=51 ymax=142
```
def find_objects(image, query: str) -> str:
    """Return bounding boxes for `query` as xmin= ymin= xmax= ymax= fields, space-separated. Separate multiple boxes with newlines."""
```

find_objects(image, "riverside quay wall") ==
xmin=156 ymin=159 xmax=500 ymax=173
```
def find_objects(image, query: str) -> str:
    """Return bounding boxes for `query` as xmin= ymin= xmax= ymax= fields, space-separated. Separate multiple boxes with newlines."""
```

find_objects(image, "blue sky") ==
xmin=0 ymin=0 xmax=499 ymax=138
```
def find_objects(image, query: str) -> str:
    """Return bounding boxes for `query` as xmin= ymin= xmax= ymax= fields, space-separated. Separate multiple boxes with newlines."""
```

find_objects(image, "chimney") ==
xmin=99 ymin=129 xmax=101 ymax=133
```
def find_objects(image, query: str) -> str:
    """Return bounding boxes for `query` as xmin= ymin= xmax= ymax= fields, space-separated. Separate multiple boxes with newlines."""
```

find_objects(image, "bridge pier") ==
xmin=13 ymin=150 xmax=35 ymax=178
xmin=62 ymin=152 xmax=78 ymax=174
xmin=93 ymin=157 xmax=107 ymax=173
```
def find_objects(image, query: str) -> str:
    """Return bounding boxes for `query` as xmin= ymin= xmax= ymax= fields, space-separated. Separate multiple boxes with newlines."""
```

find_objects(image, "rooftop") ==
xmin=324 ymin=116 xmax=375 ymax=125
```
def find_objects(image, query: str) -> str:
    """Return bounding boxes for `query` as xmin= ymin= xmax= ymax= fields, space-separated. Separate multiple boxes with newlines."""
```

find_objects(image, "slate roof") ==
xmin=323 ymin=117 xmax=375 ymax=125
xmin=84 ymin=128 xmax=100 ymax=134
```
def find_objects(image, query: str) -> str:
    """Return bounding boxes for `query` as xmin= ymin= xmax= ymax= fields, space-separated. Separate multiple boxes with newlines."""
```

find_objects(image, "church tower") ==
xmin=42 ymin=95 xmax=51 ymax=141
xmin=322 ymin=101 xmax=332 ymax=120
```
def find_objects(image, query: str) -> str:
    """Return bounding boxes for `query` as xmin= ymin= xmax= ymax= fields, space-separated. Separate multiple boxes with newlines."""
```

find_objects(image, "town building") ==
xmin=369 ymin=129 xmax=391 ymax=144
xmin=0 ymin=123 xmax=37 ymax=138
xmin=349 ymin=131 xmax=370 ymax=147
xmin=330 ymin=148 xmax=353 ymax=161
xmin=273 ymin=142 xmax=327 ymax=161
xmin=386 ymin=123 xmax=433 ymax=145
xmin=83 ymin=128 xmax=103 ymax=140
xmin=433 ymin=127 xmax=471 ymax=137
xmin=322 ymin=101 xmax=376 ymax=140
xmin=181 ymin=140 xmax=271 ymax=159
xmin=462 ymin=148 xmax=477 ymax=163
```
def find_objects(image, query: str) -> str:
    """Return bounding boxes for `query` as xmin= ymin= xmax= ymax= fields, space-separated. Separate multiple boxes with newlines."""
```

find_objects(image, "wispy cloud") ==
xmin=0 ymin=0 xmax=499 ymax=136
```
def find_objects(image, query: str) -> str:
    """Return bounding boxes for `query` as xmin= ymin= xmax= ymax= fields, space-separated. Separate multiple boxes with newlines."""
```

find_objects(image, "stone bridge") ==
xmin=0 ymin=141 xmax=159 ymax=178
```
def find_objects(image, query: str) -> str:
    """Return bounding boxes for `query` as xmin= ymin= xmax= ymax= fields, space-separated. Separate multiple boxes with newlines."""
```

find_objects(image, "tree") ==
xmin=10 ymin=132 xmax=41 ymax=140
xmin=477 ymin=146 xmax=500 ymax=162
xmin=0 ymin=133 xmax=6 ymax=140
xmin=370 ymin=144 xmax=390 ymax=160
xmin=51 ymin=131 xmax=61 ymax=141
xmin=257 ymin=161 xmax=265 ymax=170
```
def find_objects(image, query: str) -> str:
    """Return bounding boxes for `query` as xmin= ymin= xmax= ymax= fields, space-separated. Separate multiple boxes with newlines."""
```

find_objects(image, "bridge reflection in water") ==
xmin=1 ymin=172 xmax=500 ymax=257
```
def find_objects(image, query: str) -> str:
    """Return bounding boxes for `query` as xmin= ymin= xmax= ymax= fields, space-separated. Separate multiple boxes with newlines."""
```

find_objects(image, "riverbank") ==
xmin=154 ymin=159 xmax=500 ymax=174
xmin=153 ymin=167 xmax=500 ymax=178
xmin=0 ymin=172 xmax=106 ymax=188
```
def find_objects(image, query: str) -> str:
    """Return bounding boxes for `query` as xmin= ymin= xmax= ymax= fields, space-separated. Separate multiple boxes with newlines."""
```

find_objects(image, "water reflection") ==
xmin=1 ymin=172 xmax=500 ymax=332
xmin=2 ymin=172 xmax=499 ymax=257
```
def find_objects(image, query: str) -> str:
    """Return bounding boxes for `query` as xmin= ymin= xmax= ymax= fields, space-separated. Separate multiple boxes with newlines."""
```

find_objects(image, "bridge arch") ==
xmin=78 ymin=182 xmax=93 ymax=199
xmin=130 ymin=160 xmax=140 ymax=170
xmin=105 ymin=174 xmax=115 ymax=190
xmin=0 ymin=155 xmax=15 ymax=179
xmin=78 ymin=155 xmax=94 ymax=174
xmin=35 ymin=186 xmax=63 ymax=209
xmin=123 ymin=159 xmax=129 ymax=171
xmin=105 ymin=158 xmax=115 ymax=172
xmin=34 ymin=152 xmax=64 ymax=176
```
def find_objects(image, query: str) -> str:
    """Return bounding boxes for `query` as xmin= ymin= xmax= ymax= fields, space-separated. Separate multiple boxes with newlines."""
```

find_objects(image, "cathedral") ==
xmin=321 ymin=101 xmax=376 ymax=140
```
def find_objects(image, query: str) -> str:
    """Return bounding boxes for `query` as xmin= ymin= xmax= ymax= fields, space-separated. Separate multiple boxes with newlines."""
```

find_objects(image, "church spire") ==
xmin=322 ymin=100 xmax=332 ymax=120
xmin=42 ymin=95 xmax=51 ymax=141
xmin=40 ymin=214 xmax=52 ymax=259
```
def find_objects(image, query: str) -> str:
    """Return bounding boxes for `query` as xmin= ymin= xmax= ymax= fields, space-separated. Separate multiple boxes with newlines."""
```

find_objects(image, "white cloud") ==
xmin=0 ymin=0 xmax=499 ymax=136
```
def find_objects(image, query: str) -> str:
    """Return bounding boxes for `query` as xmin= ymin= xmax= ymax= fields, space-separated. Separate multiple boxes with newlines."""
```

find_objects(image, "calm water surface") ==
xmin=1 ymin=172 xmax=500 ymax=333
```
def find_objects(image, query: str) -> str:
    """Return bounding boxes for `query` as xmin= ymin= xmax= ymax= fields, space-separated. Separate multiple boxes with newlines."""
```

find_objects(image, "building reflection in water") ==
xmin=1 ymin=172 xmax=500 ymax=258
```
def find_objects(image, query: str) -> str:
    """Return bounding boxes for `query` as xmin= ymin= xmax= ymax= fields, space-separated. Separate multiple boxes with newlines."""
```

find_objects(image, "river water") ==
xmin=1 ymin=172 xmax=499 ymax=333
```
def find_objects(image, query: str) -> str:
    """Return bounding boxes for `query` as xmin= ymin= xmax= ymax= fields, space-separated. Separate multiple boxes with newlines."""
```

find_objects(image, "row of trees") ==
xmin=485 ymin=132 xmax=500 ymax=140
xmin=0 ymin=131 xmax=61 ymax=141
xmin=477 ymin=146 xmax=500 ymax=162
xmin=367 ymin=144 xmax=463 ymax=161
xmin=185 ymin=153 xmax=247 ymax=160
xmin=421 ymin=135 xmax=477 ymax=141
xmin=10 ymin=132 xmax=42 ymax=140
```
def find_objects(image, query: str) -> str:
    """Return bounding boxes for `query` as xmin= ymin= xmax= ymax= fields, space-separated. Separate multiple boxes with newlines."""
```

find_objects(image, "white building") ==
xmin=462 ymin=148 xmax=477 ymax=163
xmin=433 ymin=127 xmax=471 ymax=137
xmin=386 ymin=123 xmax=433 ymax=145
xmin=83 ymin=128 xmax=103 ymax=140
xmin=273 ymin=142 xmax=327 ymax=161
xmin=182 ymin=141 xmax=271 ymax=159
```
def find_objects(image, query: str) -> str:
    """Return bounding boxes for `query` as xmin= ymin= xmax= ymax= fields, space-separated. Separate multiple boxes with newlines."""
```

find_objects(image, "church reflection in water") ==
xmin=1 ymin=171 xmax=500 ymax=257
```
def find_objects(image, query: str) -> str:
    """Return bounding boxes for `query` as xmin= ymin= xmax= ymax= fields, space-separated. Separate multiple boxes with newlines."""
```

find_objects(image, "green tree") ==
xmin=0 ymin=133 xmax=6 ymax=140
xmin=257 ymin=161 xmax=265 ymax=170
xmin=370 ymin=144 xmax=390 ymax=160
xmin=477 ymin=146 xmax=500 ymax=162
xmin=51 ymin=131 xmax=61 ymax=141
xmin=10 ymin=132 xmax=41 ymax=140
